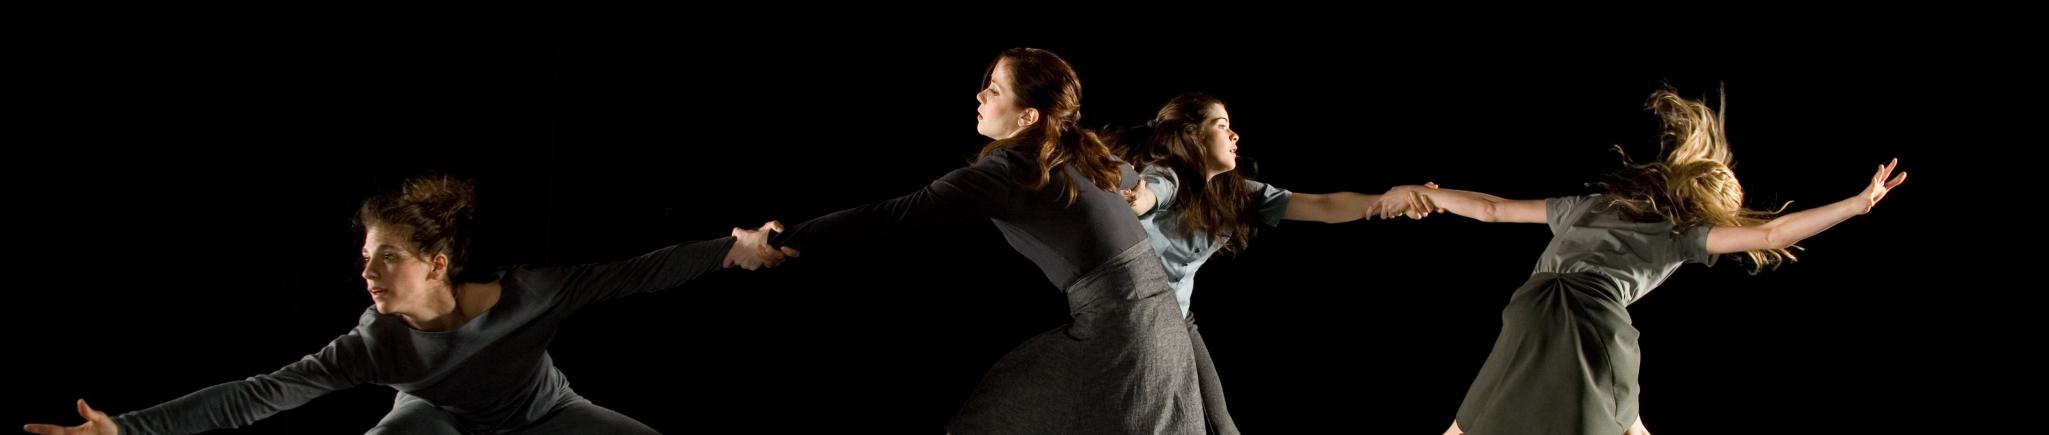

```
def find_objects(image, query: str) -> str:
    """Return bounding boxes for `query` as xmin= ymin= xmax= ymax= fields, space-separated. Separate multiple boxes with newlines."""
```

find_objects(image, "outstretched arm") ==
xmin=1707 ymin=158 xmax=1907 ymax=254
xmin=1284 ymin=184 xmax=1436 ymax=223
xmin=1412 ymin=183 xmax=1548 ymax=224
xmin=27 ymin=321 xmax=379 ymax=435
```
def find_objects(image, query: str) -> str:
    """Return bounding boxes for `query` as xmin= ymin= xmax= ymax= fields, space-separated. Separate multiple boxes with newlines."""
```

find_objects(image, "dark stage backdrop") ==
xmin=9 ymin=16 xmax=2014 ymax=434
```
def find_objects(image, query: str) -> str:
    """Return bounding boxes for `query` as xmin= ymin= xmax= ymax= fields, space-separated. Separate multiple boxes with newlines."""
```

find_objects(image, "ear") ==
xmin=430 ymin=253 xmax=450 ymax=281
xmin=1018 ymin=108 xmax=1041 ymax=128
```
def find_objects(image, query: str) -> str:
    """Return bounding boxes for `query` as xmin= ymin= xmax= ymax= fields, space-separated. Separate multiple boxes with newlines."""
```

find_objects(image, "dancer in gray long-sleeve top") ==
xmin=24 ymin=175 xmax=791 ymax=435
xmin=771 ymin=48 xmax=1203 ymax=435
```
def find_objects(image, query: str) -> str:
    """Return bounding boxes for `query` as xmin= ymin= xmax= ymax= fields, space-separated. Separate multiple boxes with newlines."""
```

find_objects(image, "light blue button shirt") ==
xmin=1135 ymin=165 xmax=1291 ymax=317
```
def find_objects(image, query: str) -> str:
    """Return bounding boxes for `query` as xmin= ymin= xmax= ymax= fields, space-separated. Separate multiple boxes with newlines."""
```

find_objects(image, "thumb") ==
xmin=82 ymin=400 xmax=112 ymax=425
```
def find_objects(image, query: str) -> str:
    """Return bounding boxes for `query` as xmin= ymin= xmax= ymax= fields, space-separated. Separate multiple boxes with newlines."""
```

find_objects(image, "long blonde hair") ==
xmin=1600 ymin=86 xmax=1796 ymax=273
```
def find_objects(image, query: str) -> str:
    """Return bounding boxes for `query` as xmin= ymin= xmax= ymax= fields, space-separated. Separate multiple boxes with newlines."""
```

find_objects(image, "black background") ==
xmin=8 ymin=14 xmax=2020 ymax=434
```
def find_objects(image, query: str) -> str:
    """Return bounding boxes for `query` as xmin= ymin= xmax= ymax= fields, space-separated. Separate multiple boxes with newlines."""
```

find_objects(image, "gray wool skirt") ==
xmin=948 ymin=240 xmax=1204 ymax=435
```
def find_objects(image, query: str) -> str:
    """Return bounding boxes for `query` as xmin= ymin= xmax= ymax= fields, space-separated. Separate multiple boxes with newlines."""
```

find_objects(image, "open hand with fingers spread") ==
xmin=23 ymin=400 xmax=119 ymax=435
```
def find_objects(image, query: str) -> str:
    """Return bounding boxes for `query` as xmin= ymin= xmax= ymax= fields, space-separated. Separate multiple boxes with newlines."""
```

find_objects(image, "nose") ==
xmin=361 ymin=261 xmax=377 ymax=281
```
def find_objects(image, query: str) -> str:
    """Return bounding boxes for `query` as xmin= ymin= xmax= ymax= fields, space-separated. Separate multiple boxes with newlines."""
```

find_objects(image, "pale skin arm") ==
xmin=1409 ymin=183 xmax=1549 ymax=224
xmin=1705 ymin=158 xmax=1906 ymax=254
xmin=1123 ymin=182 xmax=1436 ymax=221
xmin=1283 ymin=185 xmax=1436 ymax=223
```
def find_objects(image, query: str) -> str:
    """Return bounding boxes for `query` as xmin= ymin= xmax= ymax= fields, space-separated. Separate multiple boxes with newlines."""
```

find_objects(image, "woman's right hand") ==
xmin=1119 ymin=179 xmax=1155 ymax=216
xmin=724 ymin=221 xmax=794 ymax=271
xmin=1378 ymin=183 xmax=1440 ymax=220
xmin=1854 ymin=158 xmax=1907 ymax=215
xmin=22 ymin=399 xmax=118 ymax=435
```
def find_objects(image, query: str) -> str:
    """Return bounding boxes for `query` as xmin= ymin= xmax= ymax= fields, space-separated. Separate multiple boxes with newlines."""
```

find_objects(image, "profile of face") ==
xmin=975 ymin=58 xmax=1035 ymax=140
xmin=1200 ymin=103 xmax=1240 ymax=174
xmin=359 ymin=225 xmax=448 ymax=317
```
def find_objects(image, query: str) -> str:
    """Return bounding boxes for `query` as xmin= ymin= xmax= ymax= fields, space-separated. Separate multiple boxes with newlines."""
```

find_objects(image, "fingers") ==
xmin=753 ymin=244 xmax=787 ymax=269
xmin=1120 ymin=181 xmax=1147 ymax=206
xmin=1873 ymin=158 xmax=1899 ymax=184
xmin=1411 ymin=191 xmax=1439 ymax=217
xmin=23 ymin=424 xmax=64 ymax=435
xmin=728 ymin=224 xmax=791 ymax=271
xmin=80 ymin=400 xmax=110 ymax=427
xmin=1888 ymin=171 xmax=1907 ymax=188
xmin=730 ymin=220 xmax=803 ymax=270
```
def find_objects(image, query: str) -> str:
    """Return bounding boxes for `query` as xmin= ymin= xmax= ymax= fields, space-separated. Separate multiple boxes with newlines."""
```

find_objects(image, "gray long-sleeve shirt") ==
xmin=110 ymin=237 xmax=735 ymax=435
xmin=774 ymin=147 xmax=1145 ymax=291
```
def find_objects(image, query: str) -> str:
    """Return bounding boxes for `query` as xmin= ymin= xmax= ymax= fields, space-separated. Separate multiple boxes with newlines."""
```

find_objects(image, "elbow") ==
xmin=1474 ymin=202 xmax=1501 ymax=223
xmin=1759 ymin=226 xmax=1798 ymax=250
xmin=1762 ymin=233 xmax=1796 ymax=250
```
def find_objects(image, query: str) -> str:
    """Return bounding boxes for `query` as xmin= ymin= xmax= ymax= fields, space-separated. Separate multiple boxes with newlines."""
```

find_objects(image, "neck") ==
xmin=1205 ymin=167 xmax=1230 ymax=181
xmin=401 ymin=282 xmax=464 ymax=332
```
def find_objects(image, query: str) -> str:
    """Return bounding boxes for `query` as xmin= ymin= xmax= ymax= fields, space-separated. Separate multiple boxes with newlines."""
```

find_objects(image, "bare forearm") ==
xmin=1710 ymin=158 xmax=1907 ymax=255
xmin=1417 ymin=188 xmax=1505 ymax=222
xmin=1284 ymin=192 xmax=1378 ymax=223
xmin=1757 ymin=195 xmax=1869 ymax=249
